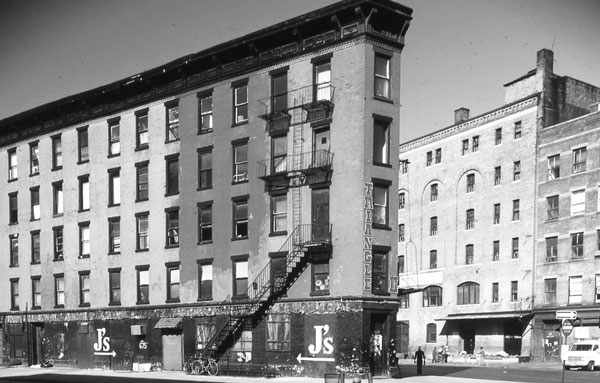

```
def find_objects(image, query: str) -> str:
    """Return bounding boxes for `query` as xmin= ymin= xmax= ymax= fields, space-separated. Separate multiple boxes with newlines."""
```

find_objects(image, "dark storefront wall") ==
xmin=441 ymin=317 xmax=526 ymax=355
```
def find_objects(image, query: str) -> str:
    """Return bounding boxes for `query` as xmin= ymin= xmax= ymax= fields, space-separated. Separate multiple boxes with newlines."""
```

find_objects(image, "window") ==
xmin=571 ymin=189 xmax=585 ymax=215
xmin=52 ymin=135 xmax=62 ymax=170
xmin=198 ymin=203 xmax=213 ymax=243
xmin=79 ymin=222 xmax=90 ymax=258
xmin=513 ymin=161 xmax=521 ymax=181
xmin=511 ymin=281 xmax=518 ymax=301
xmin=136 ymin=161 xmax=149 ymax=201
xmin=233 ymin=197 xmax=249 ymax=239
xmin=136 ymin=213 xmax=149 ymax=251
xmin=546 ymin=236 xmax=558 ymax=262
xmin=372 ymin=250 xmax=388 ymax=294
xmin=423 ymin=286 xmax=442 ymax=307
xmin=466 ymin=209 xmax=475 ymax=230
xmin=166 ymin=208 xmax=179 ymax=247
xmin=435 ymin=148 xmax=442 ymax=164
xmin=472 ymin=136 xmax=479 ymax=152
xmin=494 ymin=166 xmax=501 ymax=185
xmin=512 ymin=199 xmax=520 ymax=221
xmin=233 ymin=259 xmax=248 ymax=296
xmin=29 ymin=142 xmax=39 ymax=175
xmin=493 ymin=240 xmax=500 ymax=261
xmin=314 ymin=59 xmax=332 ymax=101
xmin=399 ymin=192 xmax=405 ymax=210
xmin=199 ymin=93 xmax=213 ymax=133
xmin=10 ymin=279 xmax=19 ymax=310
xmin=232 ymin=330 xmax=253 ymax=355
xmin=492 ymin=282 xmax=499 ymax=303
xmin=514 ymin=121 xmax=522 ymax=139
xmin=430 ymin=216 xmax=438 ymax=236
xmin=547 ymin=195 xmax=559 ymax=220
xmin=30 ymin=187 xmax=40 ymax=220
xmin=198 ymin=262 xmax=213 ymax=300
xmin=198 ymin=149 xmax=213 ymax=190
xmin=374 ymin=54 xmax=390 ymax=98
xmin=572 ymin=147 xmax=587 ymax=173
xmin=9 ymin=234 xmax=18 ymax=267
xmin=466 ymin=173 xmax=475 ymax=193
xmin=571 ymin=232 xmax=584 ymax=258
xmin=399 ymin=224 xmax=405 ymax=242
xmin=426 ymin=323 xmax=437 ymax=343
xmin=271 ymin=135 xmax=287 ymax=173
xmin=271 ymin=193 xmax=287 ymax=234
xmin=312 ymin=262 xmax=330 ymax=294
xmin=79 ymin=175 xmax=90 ymax=211
xmin=430 ymin=184 xmax=438 ymax=202
xmin=596 ymin=275 xmax=600 ymax=303
xmin=495 ymin=128 xmax=502 ymax=145
xmin=165 ymin=154 xmax=179 ymax=196
xmin=53 ymin=226 xmax=63 ymax=261
xmin=271 ymin=69 xmax=288 ymax=113
xmin=78 ymin=127 xmax=89 ymax=163
xmin=109 ymin=268 xmax=121 ymax=305
xmin=137 ymin=266 xmax=150 ymax=304
xmin=568 ymin=276 xmax=582 ymax=305
xmin=493 ymin=203 xmax=500 ymax=224
xmin=165 ymin=101 xmax=179 ymax=142
xmin=512 ymin=237 xmax=519 ymax=259
xmin=373 ymin=183 xmax=389 ymax=227
xmin=400 ymin=160 xmax=408 ymax=174
xmin=462 ymin=139 xmax=469 ymax=155
xmin=32 ymin=277 xmax=41 ymax=308
xmin=457 ymin=282 xmax=480 ymax=305
xmin=196 ymin=317 xmax=217 ymax=351
xmin=598 ymin=229 xmax=600 ymax=251
xmin=373 ymin=118 xmax=390 ymax=165
xmin=548 ymin=154 xmax=560 ymax=180
xmin=54 ymin=274 xmax=65 ymax=308
xmin=166 ymin=263 xmax=180 ymax=302
xmin=233 ymin=83 xmax=249 ymax=124
xmin=544 ymin=278 xmax=556 ymax=305
xmin=233 ymin=142 xmax=248 ymax=183
xmin=9 ymin=192 xmax=18 ymax=224
xmin=108 ymin=117 xmax=120 ymax=156
xmin=398 ymin=255 xmax=405 ymax=274
xmin=399 ymin=293 xmax=409 ymax=309
xmin=465 ymin=244 xmax=474 ymax=264
xmin=267 ymin=314 xmax=291 ymax=351
xmin=8 ymin=148 xmax=18 ymax=180
xmin=30 ymin=231 xmax=40 ymax=264
xmin=53 ymin=181 xmax=63 ymax=216
xmin=426 ymin=151 xmax=432 ymax=166
xmin=136 ymin=110 xmax=149 ymax=149
xmin=108 ymin=217 xmax=120 ymax=254
xmin=108 ymin=168 xmax=120 ymax=206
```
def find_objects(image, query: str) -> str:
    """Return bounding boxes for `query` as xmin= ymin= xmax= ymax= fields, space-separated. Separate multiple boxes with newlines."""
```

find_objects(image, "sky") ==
xmin=0 ymin=0 xmax=599 ymax=143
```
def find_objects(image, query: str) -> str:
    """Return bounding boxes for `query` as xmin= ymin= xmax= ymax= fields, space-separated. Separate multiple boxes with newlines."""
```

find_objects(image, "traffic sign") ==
xmin=561 ymin=319 xmax=573 ymax=336
xmin=556 ymin=310 xmax=577 ymax=320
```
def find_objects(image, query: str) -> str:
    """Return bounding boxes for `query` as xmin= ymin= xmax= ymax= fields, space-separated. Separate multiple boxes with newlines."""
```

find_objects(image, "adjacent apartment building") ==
xmin=0 ymin=0 xmax=412 ymax=376
xmin=397 ymin=49 xmax=600 ymax=360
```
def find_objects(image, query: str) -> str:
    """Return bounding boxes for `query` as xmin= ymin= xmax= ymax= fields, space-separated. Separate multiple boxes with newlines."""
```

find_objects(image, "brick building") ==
xmin=0 ymin=0 xmax=412 ymax=376
xmin=397 ymin=49 xmax=600 ymax=359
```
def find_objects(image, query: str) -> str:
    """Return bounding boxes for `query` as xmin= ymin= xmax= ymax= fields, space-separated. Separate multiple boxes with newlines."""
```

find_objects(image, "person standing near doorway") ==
xmin=414 ymin=346 xmax=425 ymax=375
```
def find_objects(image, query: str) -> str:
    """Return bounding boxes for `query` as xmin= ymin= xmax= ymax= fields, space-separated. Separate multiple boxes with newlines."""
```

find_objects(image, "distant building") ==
xmin=397 ymin=49 xmax=600 ymax=359
xmin=0 ymin=0 xmax=412 ymax=376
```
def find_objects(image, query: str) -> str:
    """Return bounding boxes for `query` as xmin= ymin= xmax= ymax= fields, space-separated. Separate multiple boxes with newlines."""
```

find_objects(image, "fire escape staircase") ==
xmin=201 ymin=224 xmax=332 ymax=359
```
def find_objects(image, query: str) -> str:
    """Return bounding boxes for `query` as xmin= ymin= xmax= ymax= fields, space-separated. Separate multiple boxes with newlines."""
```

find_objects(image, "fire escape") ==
xmin=200 ymin=83 xmax=335 ymax=360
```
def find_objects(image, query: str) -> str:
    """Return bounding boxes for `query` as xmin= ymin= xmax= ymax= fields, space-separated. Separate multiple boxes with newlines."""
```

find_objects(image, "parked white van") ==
xmin=565 ymin=340 xmax=600 ymax=371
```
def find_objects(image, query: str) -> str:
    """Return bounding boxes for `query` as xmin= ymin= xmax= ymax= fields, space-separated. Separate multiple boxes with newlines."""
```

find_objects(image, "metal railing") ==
xmin=257 ymin=150 xmax=333 ymax=179
xmin=258 ymin=83 xmax=335 ymax=119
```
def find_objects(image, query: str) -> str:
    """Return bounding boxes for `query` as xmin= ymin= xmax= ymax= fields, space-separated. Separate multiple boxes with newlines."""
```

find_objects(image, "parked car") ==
xmin=564 ymin=340 xmax=600 ymax=371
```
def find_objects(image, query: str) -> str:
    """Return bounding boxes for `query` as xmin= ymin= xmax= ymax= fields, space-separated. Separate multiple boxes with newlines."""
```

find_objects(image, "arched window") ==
xmin=457 ymin=282 xmax=480 ymax=305
xmin=423 ymin=286 xmax=442 ymax=307
xmin=426 ymin=323 xmax=437 ymax=343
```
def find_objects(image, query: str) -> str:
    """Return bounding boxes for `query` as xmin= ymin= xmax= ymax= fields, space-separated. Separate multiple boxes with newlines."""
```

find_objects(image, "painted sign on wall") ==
xmin=363 ymin=182 xmax=373 ymax=291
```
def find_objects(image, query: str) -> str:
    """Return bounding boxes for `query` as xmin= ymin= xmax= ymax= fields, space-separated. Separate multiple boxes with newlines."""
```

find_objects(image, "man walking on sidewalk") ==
xmin=414 ymin=346 xmax=425 ymax=375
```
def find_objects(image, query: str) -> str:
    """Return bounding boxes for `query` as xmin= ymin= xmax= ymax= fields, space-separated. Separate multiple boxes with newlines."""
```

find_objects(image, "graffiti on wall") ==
xmin=363 ymin=182 xmax=373 ymax=291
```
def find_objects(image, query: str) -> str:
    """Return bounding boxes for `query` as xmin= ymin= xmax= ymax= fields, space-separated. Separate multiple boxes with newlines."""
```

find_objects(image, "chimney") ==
xmin=454 ymin=107 xmax=470 ymax=124
xmin=537 ymin=49 xmax=554 ymax=74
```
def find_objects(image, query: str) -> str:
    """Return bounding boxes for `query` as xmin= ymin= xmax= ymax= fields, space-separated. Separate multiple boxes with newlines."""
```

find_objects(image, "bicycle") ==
xmin=189 ymin=354 xmax=219 ymax=376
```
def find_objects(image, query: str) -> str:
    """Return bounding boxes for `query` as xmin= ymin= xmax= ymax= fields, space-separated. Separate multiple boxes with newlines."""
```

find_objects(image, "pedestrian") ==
xmin=414 ymin=346 xmax=425 ymax=375
xmin=432 ymin=347 xmax=437 ymax=363
xmin=442 ymin=345 xmax=449 ymax=363
xmin=477 ymin=346 xmax=485 ymax=366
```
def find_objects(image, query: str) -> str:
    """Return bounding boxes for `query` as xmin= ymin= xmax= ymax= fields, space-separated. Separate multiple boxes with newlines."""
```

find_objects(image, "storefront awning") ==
xmin=154 ymin=317 xmax=182 ymax=329
xmin=437 ymin=312 xmax=533 ymax=336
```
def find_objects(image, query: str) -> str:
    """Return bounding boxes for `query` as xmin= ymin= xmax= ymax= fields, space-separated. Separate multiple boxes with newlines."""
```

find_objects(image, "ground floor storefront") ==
xmin=0 ymin=298 xmax=400 ymax=377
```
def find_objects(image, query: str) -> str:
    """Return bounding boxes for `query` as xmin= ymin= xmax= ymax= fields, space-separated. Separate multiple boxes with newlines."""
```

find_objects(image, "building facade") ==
xmin=397 ymin=49 xmax=600 ymax=360
xmin=0 ymin=0 xmax=413 ymax=376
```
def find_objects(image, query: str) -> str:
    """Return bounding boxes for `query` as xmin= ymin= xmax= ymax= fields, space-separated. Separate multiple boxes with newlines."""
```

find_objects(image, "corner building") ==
xmin=397 ymin=49 xmax=600 ymax=360
xmin=0 ymin=0 xmax=412 ymax=376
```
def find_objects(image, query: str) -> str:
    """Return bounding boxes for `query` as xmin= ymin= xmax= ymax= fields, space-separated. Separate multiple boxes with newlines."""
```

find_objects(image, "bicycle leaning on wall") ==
xmin=184 ymin=353 xmax=219 ymax=376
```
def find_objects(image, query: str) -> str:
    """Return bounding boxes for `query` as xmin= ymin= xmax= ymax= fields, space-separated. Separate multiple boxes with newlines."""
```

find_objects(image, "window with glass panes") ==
xmin=493 ymin=203 xmax=500 ymax=224
xmin=10 ymin=279 xmax=19 ymax=310
xmin=8 ymin=148 xmax=17 ymax=180
xmin=547 ymin=195 xmax=559 ymax=220
xmin=137 ymin=267 xmax=150 ymax=304
xmin=198 ymin=262 xmax=213 ymax=300
xmin=165 ymin=101 xmax=179 ymax=142
xmin=430 ymin=216 xmax=438 ymax=236
xmin=32 ymin=277 xmax=42 ymax=308
xmin=199 ymin=92 xmax=213 ymax=133
xmin=198 ymin=203 xmax=213 ymax=243
xmin=233 ymin=260 xmax=248 ymax=296
xmin=79 ymin=222 xmax=90 ymax=258
xmin=109 ymin=268 xmax=121 ymax=305
xmin=429 ymin=250 xmax=437 ymax=269
xmin=373 ymin=183 xmax=389 ymax=227
xmin=492 ymin=282 xmax=499 ymax=303
xmin=435 ymin=148 xmax=442 ymax=163
xmin=29 ymin=142 xmax=39 ymax=175
xmin=166 ymin=208 xmax=179 ymax=247
xmin=495 ymin=128 xmax=502 ymax=145
xmin=431 ymin=183 xmax=438 ymax=201
xmin=465 ymin=244 xmax=474 ymax=264
xmin=513 ymin=161 xmax=521 ymax=181
xmin=547 ymin=154 xmax=560 ymax=180
xmin=167 ymin=264 xmax=180 ymax=302
xmin=373 ymin=118 xmax=390 ymax=165
xmin=136 ymin=213 xmax=149 ymax=251
xmin=9 ymin=192 xmax=18 ymax=224
xmin=374 ymin=54 xmax=390 ymax=98
xmin=423 ymin=286 xmax=442 ymax=307
xmin=546 ymin=236 xmax=558 ymax=262
xmin=53 ymin=181 xmax=63 ymax=216
xmin=78 ymin=127 xmax=89 ymax=163
xmin=472 ymin=135 xmax=479 ymax=152
xmin=196 ymin=317 xmax=217 ymax=350
xmin=372 ymin=250 xmax=388 ymax=294
xmin=314 ymin=60 xmax=331 ymax=101
xmin=233 ymin=142 xmax=248 ymax=183
xmin=466 ymin=173 xmax=474 ymax=192
xmin=512 ymin=237 xmax=519 ymax=259
xmin=571 ymin=232 xmax=584 ymax=258
xmin=198 ymin=149 xmax=212 ymax=190
xmin=108 ymin=118 xmax=120 ymax=156
xmin=512 ymin=199 xmax=520 ymax=221
xmin=108 ymin=168 xmax=120 ymax=206
xmin=10 ymin=234 xmax=19 ymax=267
xmin=165 ymin=155 xmax=179 ymax=195
xmin=108 ymin=218 xmax=120 ymax=254
xmin=53 ymin=226 xmax=63 ymax=260
xmin=312 ymin=262 xmax=330 ymax=293
xmin=569 ymin=276 xmax=582 ymax=305
xmin=399 ymin=224 xmax=405 ymax=242
xmin=52 ymin=135 xmax=62 ymax=170
xmin=136 ymin=110 xmax=149 ymax=149
xmin=271 ymin=135 xmax=287 ymax=173
xmin=271 ymin=193 xmax=287 ymax=234
xmin=457 ymin=282 xmax=479 ymax=305
xmin=266 ymin=314 xmax=291 ymax=351
xmin=233 ymin=198 xmax=248 ymax=239
xmin=54 ymin=274 xmax=65 ymax=307
xmin=572 ymin=147 xmax=587 ymax=173
xmin=466 ymin=209 xmax=475 ymax=229
xmin=494 ymin=166 xmax=501 ymax=185
xmin=493 ymin=240 xmax=499 ymax=261
xmin=233 ymin=83 xmax=249 ymax=124
xmin=30 ymin=231 xmax=40 ymax=264
xmin=511 ymin=281 xmax=518 ymax=301
xmin=426 ymin=323 xmax=437 ymax=343
xmin=136 ymin=162 xmax=149 ymax=201
xmin=79 ymin=175 xmax=90 ymax=211
xmin=30 ymin=187 xmax=40 ymax=220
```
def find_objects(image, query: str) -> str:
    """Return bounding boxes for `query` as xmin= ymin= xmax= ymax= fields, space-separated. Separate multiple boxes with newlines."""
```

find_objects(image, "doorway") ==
xmin=311 ymin=188 xmax=329 ymax=243
xmin=370 ymin=314 xmax=388 ymax=376
xmin=162 ymin=332 xmax=183 ymax=371
xmin=461 ymin=327 xmax=475 ymax=354
xmin=313 ymin=128 xmax=330 ymax=167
